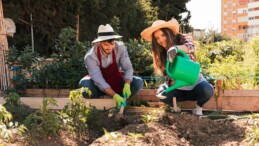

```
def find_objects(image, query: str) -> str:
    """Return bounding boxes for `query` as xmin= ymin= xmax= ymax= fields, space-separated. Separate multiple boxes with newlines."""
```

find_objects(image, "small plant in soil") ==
xmin=24 ymin=98 xmax=61 ymax=139
xmin=141 ymin=109 xmax=164 ymax=126
xmin=0 ymin=105 xmax=26 ymax=143
xmin=59 ymin=87 xmax=92 ymax=140
xmin=103 ymin=128 xmax=122 ymax=144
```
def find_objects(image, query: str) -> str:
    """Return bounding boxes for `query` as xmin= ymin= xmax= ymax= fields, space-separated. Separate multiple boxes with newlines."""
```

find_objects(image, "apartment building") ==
xmin=222 ymin=0 xmax=259 ymax=41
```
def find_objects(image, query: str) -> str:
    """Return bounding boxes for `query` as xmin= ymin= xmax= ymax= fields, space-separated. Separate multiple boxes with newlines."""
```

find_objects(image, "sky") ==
xmin=186 ymin=0 xmax=221 ymax=32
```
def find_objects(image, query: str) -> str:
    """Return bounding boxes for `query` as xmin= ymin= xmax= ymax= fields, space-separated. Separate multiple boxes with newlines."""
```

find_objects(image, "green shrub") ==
xmin=59 ymin=87 xmax=91 ymax=140
xmin=125 ymin=39 xmax=153 ymax=76
xmin=0 ymin=105 xmax=26 ymax=142
xmin=24 ymin=98 xmax=61 ymax=138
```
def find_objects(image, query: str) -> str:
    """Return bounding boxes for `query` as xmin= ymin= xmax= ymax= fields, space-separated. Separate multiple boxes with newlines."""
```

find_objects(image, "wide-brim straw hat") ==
xmin=141 ymin=18 xmax=179 ymax=42
xmin=92 ymin=24 xmax=122 ymax=43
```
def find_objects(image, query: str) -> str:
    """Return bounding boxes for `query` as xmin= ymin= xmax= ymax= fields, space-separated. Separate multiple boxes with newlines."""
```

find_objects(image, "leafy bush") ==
xmin=6 ymin=46 xmax=40 ymax=90
xmin=31 ymin=28 xmax=90 ymax=89
xmin=59 ymin=87 xmax=91 ymax=140
xmin=0 ymin=105 xmax=26 ymax=142
xmin=196 ymin=37 xmax=259 ymax=89
xmin=24 ymin=98 xmax=62 ymax=138
xmin=125 ymin=39 xmax=153 ymax=76
xmin=4 ymin=90 xmax=33 ymax=123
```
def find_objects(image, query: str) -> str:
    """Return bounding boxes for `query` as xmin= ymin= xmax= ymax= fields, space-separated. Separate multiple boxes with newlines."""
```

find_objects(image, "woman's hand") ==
xmin=167 ymin=46 xmax=178 ymax=63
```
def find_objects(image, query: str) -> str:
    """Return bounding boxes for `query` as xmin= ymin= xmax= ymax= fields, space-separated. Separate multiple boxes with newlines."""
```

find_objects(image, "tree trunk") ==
xmin=75 ymin=13 xmax=79 ymax=42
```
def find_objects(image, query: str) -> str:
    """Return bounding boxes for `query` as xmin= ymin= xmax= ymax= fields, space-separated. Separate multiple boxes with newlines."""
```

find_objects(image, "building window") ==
xmin=238 ymin=17 xmax=247 ymax=22
xmin=249 ymin=17 xmax=255 ymax=20
xmin=238 ymin=8 xmax=247 ymax=14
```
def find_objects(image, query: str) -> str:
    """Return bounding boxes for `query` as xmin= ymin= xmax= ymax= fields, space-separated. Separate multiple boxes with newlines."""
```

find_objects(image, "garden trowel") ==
xmin=118 ymin=93 xmax=127 ymax=118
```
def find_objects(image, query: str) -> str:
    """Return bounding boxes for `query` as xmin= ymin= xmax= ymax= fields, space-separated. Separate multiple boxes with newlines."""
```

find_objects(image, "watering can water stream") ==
xmin=165 ymin=49 xmax=200 ymax=93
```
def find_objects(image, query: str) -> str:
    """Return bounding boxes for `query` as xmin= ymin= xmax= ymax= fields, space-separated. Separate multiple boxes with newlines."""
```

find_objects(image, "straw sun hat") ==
xmin=92 ymin=24 xmax=122 ymax=43
xmin=141 ymin=18 xmax=180 ymax=42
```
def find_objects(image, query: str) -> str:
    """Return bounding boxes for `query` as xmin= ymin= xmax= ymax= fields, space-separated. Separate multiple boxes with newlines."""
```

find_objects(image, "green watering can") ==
xmin=165 ymin=49 xmax=200 ymax=93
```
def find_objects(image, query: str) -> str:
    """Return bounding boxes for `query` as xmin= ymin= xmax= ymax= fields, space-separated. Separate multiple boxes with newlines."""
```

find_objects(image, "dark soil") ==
xmin=90 ymin=110 xmax=252 ymax=146
xmin=2 ymin=109 xmax=258 ymax=146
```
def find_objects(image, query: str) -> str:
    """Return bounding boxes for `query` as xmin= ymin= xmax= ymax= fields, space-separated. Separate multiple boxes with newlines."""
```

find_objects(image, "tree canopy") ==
xmin=3 ymin=0 xmax=191 ymax=56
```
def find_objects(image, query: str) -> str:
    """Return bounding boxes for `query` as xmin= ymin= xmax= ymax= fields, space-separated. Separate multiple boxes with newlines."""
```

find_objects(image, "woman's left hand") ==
xmin=167 ymin=46 xmax=178 ymax=63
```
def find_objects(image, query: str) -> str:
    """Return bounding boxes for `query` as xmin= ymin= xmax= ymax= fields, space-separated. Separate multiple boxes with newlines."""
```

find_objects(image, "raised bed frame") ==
xmin=1 ymin=81 xmax=258 ymax=112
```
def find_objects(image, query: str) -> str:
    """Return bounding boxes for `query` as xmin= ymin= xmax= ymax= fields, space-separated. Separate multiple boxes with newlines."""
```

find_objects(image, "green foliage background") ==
xmin=196 ymin=37 xmax=259 ymax=90
xmin=3 ymin=0 xmax=190 ymax=56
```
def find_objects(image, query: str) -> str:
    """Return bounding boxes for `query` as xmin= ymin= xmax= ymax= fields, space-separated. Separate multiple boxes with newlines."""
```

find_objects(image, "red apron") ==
xmin=97 ymin=45 xmax=123 ymax=93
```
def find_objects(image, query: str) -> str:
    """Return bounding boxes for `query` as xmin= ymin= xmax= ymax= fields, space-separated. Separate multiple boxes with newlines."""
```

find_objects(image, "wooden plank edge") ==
xmin=0 ymin=97 xmax=116 ymax=110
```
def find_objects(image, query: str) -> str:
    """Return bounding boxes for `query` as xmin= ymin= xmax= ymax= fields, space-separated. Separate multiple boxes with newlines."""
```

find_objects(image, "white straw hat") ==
xmin=141 ymin=18 xmax=179 ymax=42
xmin=92 ymin=24 xmax=122 ymax=43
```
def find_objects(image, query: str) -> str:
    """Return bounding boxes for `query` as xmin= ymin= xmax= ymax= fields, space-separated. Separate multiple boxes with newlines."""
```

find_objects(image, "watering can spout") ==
xmin=165 ymin=49 xmax=200 ymax=93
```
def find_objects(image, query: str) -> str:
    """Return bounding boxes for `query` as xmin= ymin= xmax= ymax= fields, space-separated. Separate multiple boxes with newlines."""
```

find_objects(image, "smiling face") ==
xmin=99 ymin=39 xmax=115 ymax=55
xmin=153 ymin=29 xmax=168 ymax=50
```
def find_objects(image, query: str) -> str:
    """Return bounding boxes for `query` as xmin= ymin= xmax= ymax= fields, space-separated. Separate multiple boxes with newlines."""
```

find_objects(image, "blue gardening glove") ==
xmin=167 ymin=46 xmax=178 ymax=63
xmin=113 ymin=94 xmax=126 ymax=108
xmin=123 ymin=83 xmax=131 ymax=99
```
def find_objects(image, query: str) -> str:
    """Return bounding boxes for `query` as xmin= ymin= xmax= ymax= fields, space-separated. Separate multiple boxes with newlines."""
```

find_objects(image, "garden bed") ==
xmin=1 ymin=110 xmax=258 ymax=145
xmin=13 ymin=89 xmax=259 ymax=112
xmin=0 ymin=88 xmax=259 ymax=145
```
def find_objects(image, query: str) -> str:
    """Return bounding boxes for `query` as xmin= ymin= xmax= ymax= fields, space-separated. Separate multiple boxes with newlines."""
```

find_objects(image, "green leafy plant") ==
xmin=141 ymin=109 xmax=163 ymax=126
xmin=196 ymin=38 xmax=259 ymax=90
xmin=5 ymin=46 xmax=39 ymax=90
xmin=4 ymin=91 xmax=20 ymax=107
xmin=3 ymin=90 xmax=32 ymax=123
xmin=240 ymin=113 xmax=259 ymax=145
xmin=24 ymin=98 xmax=61 ymax=138
xmin=128 ymin=132 xmax=144 ymax=142
xmin=141 ymin=114 xmax=157 ymax=125
xmin=32 ymin=28 xmax=89 ymax=89
xmin=0 ymin=105 xmax=26 ymax=142
xmin=125 ymin=39 xmax=153 ymax=76
xmin=128 ymin=132 xmax=144 ymax=145
xmin=103 ymin=128 xmax=122 ymax=144
xmin=245 ymin=125 xmax=259 ymax=145
xmin=59 ymin=87 xmax=92 ymax=139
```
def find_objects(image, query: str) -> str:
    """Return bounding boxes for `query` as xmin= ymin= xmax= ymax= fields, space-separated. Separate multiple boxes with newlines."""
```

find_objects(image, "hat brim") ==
xmin=141 ymin=19 xmax=179 ymax=42
xmin=92 ymin=35 xmax=122 ymax=43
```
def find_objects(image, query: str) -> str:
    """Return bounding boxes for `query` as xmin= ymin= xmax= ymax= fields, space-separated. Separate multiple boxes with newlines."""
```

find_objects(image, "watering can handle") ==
xmin=176 ymin=49 xmax=190 ymax=59
xmin=166 ymin=49 xmax=190 ymax=78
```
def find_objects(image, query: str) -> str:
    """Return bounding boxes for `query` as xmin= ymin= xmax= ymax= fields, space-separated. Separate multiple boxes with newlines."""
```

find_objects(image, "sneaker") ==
xmin=192 ymin=105 xmax=203 ymax=116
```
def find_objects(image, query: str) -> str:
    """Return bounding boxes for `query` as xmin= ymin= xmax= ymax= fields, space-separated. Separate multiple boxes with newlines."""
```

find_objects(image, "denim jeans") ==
xmin=160 ymin=81 xmax=214 ymax=107
xmin=79 ymin=76 xmax=144 ymax=98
